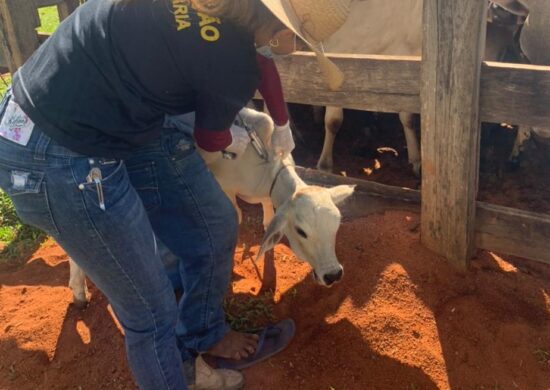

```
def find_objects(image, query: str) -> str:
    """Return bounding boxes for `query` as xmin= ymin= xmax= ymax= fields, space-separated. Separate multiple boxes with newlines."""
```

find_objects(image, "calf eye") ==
xmin=296 ymin=227 xmax=308 ymax=239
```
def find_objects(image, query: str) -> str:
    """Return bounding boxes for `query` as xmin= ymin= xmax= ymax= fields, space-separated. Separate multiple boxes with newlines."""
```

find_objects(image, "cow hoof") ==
xmin=411 ymin=162 xmax=421 ymax=177
xmin=72 ymin=298 xmax=89 ymax=309
xmin=316 ymin=162 xmax=333 ymax=172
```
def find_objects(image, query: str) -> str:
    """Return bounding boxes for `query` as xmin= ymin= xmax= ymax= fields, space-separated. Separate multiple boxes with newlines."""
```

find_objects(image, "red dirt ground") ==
xmin=1 ymin=208 xmax=549 ymax=390
xmin=1 ymin=109 xmax=549 ymax=389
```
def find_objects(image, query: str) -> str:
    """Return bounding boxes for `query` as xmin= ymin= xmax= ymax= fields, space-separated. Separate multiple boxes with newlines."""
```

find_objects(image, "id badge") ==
xmin=0 ymin=100 xmax=34 ymax=146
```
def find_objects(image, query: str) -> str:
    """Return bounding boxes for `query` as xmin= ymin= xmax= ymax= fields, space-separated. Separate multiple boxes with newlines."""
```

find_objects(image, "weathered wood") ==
xmin=0 ymin=0 xmax=40 ymax=73
xmin=481 ymin=61 xmax=550 ymax=127
xmin=296 ymin=167 xmax=420 ymax=219
xmin=0 ymin=0 xmax=81 ymax=73
xmin=295 ymin=167 xmax=550 ymax=266
xmin=33 ymin=0 xmax=67 ymax=8
xmin=274 ymin=53 xmax=421 ymax=114
xmin=475 ymin=202 xmax=550 ymax=265
xmin=57 ymin=0 xmax=80 ymax=21
xmin=272 ymin=53 xmax=550 ymax=128
xmin=420 ymin=0 xmax=487 ymax=270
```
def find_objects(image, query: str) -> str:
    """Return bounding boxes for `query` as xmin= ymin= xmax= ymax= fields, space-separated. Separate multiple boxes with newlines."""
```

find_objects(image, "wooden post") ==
xmin=0 ymin=0 xmax=40 ymax=73
xmin=57 ymin=0 xmax=80 ymax=21
xmin=420 ymin=0 xmax=487 ymax=270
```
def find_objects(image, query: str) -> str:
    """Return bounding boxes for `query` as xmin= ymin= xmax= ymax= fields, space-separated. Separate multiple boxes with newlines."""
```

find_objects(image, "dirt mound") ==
xmin=1 ymin=209 xmax=549 ymax=390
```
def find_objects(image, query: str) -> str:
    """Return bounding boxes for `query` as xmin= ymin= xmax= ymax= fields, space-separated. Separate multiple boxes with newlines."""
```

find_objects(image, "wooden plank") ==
xmin=33 ymin=0 xmax=66 ymax=8
xmin=274 ymin=52 xmax=421 ymax=114
xmin=0 ymin=0 xmax=40 ymax=73
xmin=476 ymin=202 xmax=550 ymax=265
xmin=420 ymin=0 xmax=487 ymax=270
xmin=481 ymin=61 xmax=550 ymax=127
xmin=295 ymin=167 xmax=550 ymax=265
xmin=57 ymin=0 xmax=80 ymax=21
xmin=296 ymin=167 xmax=420 ymax=219
xmin=272 ymin=53 xmax=550 ymax=128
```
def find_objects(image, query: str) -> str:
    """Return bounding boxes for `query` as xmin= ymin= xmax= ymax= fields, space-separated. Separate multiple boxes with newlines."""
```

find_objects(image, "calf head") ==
xmin=257 ymin=185 xmax=355 ymax=287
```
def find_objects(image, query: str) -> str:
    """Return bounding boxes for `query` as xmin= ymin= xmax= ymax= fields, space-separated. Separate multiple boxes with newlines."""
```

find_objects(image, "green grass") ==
xmin=0 ymin=191 xmax=45 ymax=265
xmin=224 ymin=292 xmax=276 ymax=333
xmin=0 ymin=78 xmax=45 ymax=265
xmin=534 ymin=348 xmax=550 ymax=364
xmin=37 ymin=6 xmax=60 ymax=35
xmin=0 ymin=74 xmax=11 ymax=97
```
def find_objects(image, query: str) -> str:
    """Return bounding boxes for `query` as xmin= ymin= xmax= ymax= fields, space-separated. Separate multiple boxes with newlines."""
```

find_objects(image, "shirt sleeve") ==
xmin=193 ymin=90 xmax=241 ymax=152
xmin=192 ymin=59 xmax=259 ymax=151
xmin=256 ymin=54 xmax=289 ymax=126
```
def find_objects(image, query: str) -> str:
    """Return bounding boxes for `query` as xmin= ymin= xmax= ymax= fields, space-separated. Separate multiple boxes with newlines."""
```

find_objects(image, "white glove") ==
xmin=224 ymin=124 xmax=250 ymax=157
xmin=271 ymin=122 xmax=295 ymax=158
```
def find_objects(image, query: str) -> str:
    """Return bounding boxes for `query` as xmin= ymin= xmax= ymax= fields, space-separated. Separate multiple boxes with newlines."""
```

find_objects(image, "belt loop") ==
xmin=34 ymin=131 xmax=51 ymax=161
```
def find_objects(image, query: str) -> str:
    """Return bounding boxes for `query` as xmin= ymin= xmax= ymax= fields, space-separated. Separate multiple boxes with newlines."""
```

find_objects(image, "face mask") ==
xmin=256 ymin=34 xmax=298 ymax=59
xmin=256 ymin=45 xmax=274 ymax=59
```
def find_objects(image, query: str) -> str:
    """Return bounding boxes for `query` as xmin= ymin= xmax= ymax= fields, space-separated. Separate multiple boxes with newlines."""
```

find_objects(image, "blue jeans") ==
xmin=0 ymin=92 xmax=237 ymax=389
xmin=126 ymin=125 xmax=237 ymax=355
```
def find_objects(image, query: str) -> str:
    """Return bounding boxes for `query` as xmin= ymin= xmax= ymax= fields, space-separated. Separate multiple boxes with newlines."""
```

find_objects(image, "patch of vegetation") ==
xmin=0 ymin=191 xmax=45 ymax=265
xmin=224 ymin=292 xmax=276 ymax=333
xmin=534 ymin=348 xmax=550 ymax=364
xmin=0 ymin=74 xmax=11 ymax=97
xmin=37 ymin=6 xmax=60 ymax=35
xmin=0 ymin=190 xmax=18 ymax=242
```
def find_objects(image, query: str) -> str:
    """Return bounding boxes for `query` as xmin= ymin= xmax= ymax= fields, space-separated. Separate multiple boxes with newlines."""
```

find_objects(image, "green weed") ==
xmin=224 ymin=292 xmax=276 ymax=333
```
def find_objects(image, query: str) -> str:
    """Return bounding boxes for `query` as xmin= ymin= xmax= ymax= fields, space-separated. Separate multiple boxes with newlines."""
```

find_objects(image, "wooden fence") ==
xmin=275 ymin=0 xmax=550 ymax=269
xmin=0 ymin=0 xmax=80 ymax=72
xmin=0 ymin=0 xmax=548 ymax=269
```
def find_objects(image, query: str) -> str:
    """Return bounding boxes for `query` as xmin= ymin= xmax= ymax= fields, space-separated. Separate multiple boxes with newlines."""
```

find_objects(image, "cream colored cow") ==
xmin=317 ymin=0 xmax=525 ymax=175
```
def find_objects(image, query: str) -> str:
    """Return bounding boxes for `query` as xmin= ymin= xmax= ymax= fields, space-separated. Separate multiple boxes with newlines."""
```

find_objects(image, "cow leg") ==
xmin=510 ymin=125 xmax=532 ymax=161
xmin=260 ymin=199 xmax=275 ymax=231
xmin=317 ymin=106 xmax=344 ymax=172
xmin=312 ymin=106 xmax=324 ymax=125
xmin=399 ymin=112 xmax=421 ymax=176
xmin=68 ymin=258 xmax=88 ymax=308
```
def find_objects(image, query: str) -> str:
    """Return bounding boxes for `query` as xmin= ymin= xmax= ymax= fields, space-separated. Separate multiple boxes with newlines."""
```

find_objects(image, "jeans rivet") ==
xmin=78 ymin=184 xmax=85 ymax=190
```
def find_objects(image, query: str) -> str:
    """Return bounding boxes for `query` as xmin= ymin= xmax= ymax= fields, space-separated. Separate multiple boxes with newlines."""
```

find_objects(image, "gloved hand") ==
xmin=224 ymin=124 xmax=250 ymax=158
xmin=271 ymin=121 xmax=295 ymax=158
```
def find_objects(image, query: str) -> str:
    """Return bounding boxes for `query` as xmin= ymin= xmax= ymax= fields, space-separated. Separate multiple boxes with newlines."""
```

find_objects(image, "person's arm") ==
xmin=193 ymin=91 xmax=250 ymax=156
xmin=256 ymin=54 xmax=295 ymax=157
xmin=256 ymin=54 xmax=288 ymax=126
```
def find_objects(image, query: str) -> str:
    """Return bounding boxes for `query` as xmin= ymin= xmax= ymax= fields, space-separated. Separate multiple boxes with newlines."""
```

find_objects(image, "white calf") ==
xmin=68 ymin=108 xmax=354 ymax=306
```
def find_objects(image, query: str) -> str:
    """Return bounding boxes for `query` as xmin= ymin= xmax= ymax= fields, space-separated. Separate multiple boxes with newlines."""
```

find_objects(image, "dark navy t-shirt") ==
xmin=12 ymin=0 xmax=259 ymax=158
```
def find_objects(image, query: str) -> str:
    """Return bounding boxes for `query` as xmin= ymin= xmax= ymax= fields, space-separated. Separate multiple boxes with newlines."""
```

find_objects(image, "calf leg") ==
xmin=399 ymin=112 xmax=421 ymax=176
xmin=68 ymin=258 xmax=88 ymax=308
xmin=260 ymin=199 xmax=275 ymax=231
xmin=317 ymin=106 xmax=344 ymax=172
xmin=225 ymin=191 xmax=242 ymax=224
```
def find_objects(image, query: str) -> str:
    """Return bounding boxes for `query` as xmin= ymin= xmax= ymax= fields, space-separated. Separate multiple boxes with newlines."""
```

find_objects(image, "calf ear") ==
xmin=328 ymin=185 xmax=356 ymax=205
xmin=256 ymin=202 xmax=290 ymax=261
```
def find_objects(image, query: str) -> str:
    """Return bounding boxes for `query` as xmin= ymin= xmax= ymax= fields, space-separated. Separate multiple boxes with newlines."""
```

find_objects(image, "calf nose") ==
xmin=323 ymin=268 xmax=343 ymax=286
